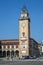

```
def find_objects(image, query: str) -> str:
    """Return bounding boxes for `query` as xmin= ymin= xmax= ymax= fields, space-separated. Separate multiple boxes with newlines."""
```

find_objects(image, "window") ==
xmin=8 ymin=46 xmax=10 ymax=48
xmin=22 ymin=32 xmax=25 ymax=37
xmin=16 ymin=45 xmax=18 ymax=48
xmin=21 ymin=45 xmax=26 ymax=48
xmin=23 ymin=46 xmax=25 ymax=48
xmin=3 ymin=46 xmax=6 ymax=49
xmin=12 ymin=45 xmax=14 ymax=48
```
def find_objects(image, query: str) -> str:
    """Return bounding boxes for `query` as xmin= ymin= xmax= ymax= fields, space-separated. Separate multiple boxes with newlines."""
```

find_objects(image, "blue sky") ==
xmin=0 ymin=0 xmax=43 ymax=42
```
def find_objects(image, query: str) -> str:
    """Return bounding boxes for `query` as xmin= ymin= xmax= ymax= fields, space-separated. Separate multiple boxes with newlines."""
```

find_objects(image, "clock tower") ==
xmin=19 ymin=7 xmax=30 ymax=58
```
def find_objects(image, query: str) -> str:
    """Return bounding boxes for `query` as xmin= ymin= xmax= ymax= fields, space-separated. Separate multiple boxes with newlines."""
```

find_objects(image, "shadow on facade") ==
xmin=0 ymin=41 xmax=2 ymax=57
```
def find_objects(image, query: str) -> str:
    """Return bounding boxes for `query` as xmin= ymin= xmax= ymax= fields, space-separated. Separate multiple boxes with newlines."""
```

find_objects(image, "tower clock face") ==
xmin=22 ymin=22 xmax=26 ymax=28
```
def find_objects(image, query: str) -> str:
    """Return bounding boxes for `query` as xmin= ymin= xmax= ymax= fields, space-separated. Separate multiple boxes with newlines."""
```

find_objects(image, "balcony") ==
xmin=20 ymin=37 xmax=27 ymax=41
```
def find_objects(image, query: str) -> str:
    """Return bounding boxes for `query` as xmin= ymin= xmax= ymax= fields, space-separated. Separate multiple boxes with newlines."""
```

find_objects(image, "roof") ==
xmin=21 ymin=6 xmax=28 ymax=13
xmin=0 ymin=39 xmax=19 ymax=41
xmin=30 ymin=38 xmax=38 ymax=44
xmin=0 ymin=39 xmax=19 ymax=45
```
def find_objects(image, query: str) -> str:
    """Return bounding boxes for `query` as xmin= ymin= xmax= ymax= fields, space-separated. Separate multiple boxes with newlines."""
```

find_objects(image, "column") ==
xmin=6 ymin=51 xmax=7 ymax=57
xmin=10 ymin=51 xmax=11 ymax=58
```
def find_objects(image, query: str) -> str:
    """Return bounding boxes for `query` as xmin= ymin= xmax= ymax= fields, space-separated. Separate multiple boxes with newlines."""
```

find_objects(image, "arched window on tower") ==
xmin=22 ymin=32 xmax=25 ymax=37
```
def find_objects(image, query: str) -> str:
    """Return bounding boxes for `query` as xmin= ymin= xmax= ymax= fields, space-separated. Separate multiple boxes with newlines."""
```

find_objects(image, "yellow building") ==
xmin=19 ymin=7 xmax=30 ymax=58
xmin=0 ymin=7 xmax=39 ymax=59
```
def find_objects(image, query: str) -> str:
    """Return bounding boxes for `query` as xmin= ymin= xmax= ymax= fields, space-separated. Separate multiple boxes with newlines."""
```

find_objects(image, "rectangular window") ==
xmin=16 ymin=45 xmax=18 ymax=48
xmin=22 ymin=32 xmax=25 ymax=37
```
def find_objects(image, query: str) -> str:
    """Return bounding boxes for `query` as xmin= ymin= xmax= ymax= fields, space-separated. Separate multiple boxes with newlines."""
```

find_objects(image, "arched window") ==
xmin=3 ymin=46 xmax=6 ymax=49
xmin=8 ymin=45 xmax=10 ymax=49
xmin=22 ymin=32 xmax=25 ymax=37
xmin=12 ymin=45 xmax=14 ymax=48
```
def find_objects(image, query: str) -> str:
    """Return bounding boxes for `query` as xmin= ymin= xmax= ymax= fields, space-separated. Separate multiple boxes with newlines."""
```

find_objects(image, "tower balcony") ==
xmin=20 ymin=37 xmax=27 ymax=41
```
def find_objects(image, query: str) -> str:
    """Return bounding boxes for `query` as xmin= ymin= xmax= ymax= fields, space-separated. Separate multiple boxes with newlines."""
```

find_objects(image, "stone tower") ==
xmin=19 ymin=7 xmax=30 ymax=58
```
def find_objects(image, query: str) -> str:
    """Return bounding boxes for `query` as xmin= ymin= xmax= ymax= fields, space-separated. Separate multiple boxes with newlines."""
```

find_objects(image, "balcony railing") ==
xmin=20 ymin=37 xmax=27 ymax=41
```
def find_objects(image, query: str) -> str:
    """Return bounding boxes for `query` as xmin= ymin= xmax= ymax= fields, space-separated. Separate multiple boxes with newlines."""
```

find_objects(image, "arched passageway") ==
xmin=14 ymin=50 xmax=19 ymax=57
xmin=3 ymin=51 xmax=6 ymax=57
xmin=0 ymin=50 xmax=2 ymax=57
xmin=11 ymin=51 xmax=14 ymax=56
xmin=7 ymin=51 xmax=10 ymax=57
xmin=0 ymin=44 xmax=2 ymax=57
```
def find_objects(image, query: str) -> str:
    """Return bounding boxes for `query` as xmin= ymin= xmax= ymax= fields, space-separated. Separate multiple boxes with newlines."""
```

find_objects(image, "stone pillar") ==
xmin=6 ymin=51 xmax=7 ymax=57
xmin=10 ymin=45 xmax=11 ymax=58
xmin=10 ymin=51 xmax=11 ymax=58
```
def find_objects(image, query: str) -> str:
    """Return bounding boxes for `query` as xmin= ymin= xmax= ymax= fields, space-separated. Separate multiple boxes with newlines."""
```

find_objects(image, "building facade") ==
xmin=29 ymin=38 xmax=40 ymax=57
xmin=0 ymin=39 xmax=19 ymax=58
xmin=0 ymin=7 xmax=40 ymax=58
xmin=19 ymin=7 xmax=30 ymax=58
xmin=38 ymin=43 xmax=43 ymax=56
